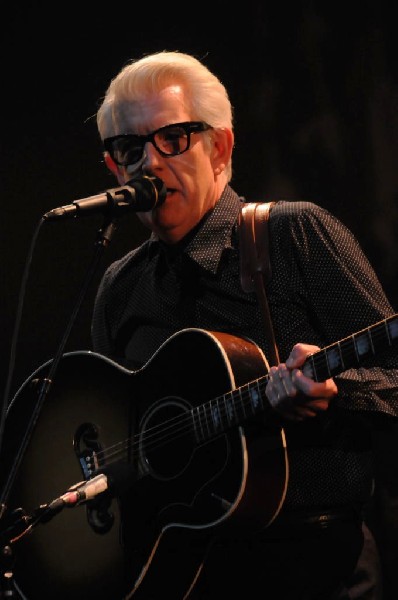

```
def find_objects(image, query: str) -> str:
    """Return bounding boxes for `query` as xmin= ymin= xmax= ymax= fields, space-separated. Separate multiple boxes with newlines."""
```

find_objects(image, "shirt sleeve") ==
xmin=273 ymin=201 xmax=398 ymax=418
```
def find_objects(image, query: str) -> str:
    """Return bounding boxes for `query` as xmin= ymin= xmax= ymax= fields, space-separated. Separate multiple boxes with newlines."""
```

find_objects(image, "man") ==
xmin=91 ymin=51 xmax=398 ymax=598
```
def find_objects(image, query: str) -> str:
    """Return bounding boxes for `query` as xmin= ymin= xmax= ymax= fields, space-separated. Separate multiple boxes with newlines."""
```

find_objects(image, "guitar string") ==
xmin=82 ymin=323 xmax=396 ymax=471
xmin=87 ymin=324 xmax=395 ymax=466
xmin=88 ymin=374 xmax=270 ymax=468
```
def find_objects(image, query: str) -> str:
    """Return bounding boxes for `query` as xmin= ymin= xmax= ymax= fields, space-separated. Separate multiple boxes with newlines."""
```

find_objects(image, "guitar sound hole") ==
xmin=139 ymin=397 xmax=194 ymax=481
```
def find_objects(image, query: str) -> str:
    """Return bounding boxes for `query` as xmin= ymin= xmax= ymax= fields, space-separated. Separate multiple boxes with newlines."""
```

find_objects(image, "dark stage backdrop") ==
xmin=1 ymin=2 xmax=398 ymax=599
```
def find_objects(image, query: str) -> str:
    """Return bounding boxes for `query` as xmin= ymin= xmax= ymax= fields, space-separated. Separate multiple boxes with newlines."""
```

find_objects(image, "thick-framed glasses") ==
xmin=103 ymin=121 xmax=212 ymax=167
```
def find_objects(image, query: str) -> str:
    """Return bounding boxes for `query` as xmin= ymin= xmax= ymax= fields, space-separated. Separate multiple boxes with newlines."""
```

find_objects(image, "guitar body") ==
xmin=0 ymin=328 xmax=288 ymax=600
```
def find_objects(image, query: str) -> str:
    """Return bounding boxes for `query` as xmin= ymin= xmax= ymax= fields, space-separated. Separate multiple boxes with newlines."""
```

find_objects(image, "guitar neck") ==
xmin=303 ymin=314 xmax=398 ymax=381
xmin=192 ymin=314 xmax=398 ymax=443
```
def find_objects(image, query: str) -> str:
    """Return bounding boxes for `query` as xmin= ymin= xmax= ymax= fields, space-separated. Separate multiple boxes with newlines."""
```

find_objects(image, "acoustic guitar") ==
xmin=0 ymin=315 xmax=396 ymax=599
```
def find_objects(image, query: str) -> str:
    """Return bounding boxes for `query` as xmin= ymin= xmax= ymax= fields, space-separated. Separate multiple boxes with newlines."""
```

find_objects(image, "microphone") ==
xmin=46 ymin=463 xmax=136 ymax=514
xmin=61 ymin=474 xmax=109 ymax=506
xmin=43 ymin=175 xmax=166 ymax=220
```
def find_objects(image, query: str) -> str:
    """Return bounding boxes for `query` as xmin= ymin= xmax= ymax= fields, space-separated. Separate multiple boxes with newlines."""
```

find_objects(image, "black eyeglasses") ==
xmin=103 ymin=121 xmax=212 ymax=167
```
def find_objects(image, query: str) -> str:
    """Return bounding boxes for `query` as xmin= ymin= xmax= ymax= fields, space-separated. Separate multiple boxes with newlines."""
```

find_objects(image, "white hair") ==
xmin=97 ymin=51 xmax=234 ymax=180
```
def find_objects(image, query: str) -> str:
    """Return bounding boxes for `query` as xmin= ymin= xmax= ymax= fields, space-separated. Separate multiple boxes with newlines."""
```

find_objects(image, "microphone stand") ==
xmin=0 ymin=215 xmax=119 ymax=598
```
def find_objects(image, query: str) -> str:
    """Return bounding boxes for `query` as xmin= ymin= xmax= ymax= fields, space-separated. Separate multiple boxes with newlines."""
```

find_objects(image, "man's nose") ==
xmin=142 ymin=141 xmax=162 ymax=171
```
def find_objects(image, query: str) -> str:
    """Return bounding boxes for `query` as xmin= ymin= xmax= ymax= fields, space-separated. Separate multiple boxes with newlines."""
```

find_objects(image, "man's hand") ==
xmin=265 ymin=343 xmax=338 ymax=421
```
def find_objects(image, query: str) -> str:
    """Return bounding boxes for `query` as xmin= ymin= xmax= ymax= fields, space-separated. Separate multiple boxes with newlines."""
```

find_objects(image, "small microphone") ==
xmin=45 ymin=463 xmax=136 ymax=514
xmin=43 ymin=175 xmax=166 ymax=220
xmin=61 ymin=474 xmax=109 ymax=506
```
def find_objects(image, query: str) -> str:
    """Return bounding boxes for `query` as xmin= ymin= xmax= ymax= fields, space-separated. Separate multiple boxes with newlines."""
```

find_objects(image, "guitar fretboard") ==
xmin=304 ymin=314 xmax=398 ymax=381
xmin=192 ymin=314 xmax=398 ymax=443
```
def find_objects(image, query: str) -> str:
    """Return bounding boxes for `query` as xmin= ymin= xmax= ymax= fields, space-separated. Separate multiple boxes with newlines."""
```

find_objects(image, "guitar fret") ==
xmin=234 ymin=389 xmax=247 ymax=423
xmin=371 ymin=320 xmax=397 ymax=352
xmin=356 ymin=332 xmax=370 ymax=357
xmin=367 ymin=328 xmax=375 ymax=354
xmin=210 ymin=399 xmax=222 ymax=433
xmin=224 ymin=392 xmax=236 ymax=426
xmin=352 ymin=334 xmax=360 ymax=361
xmin=303 ymin=354 xmax=316 ymax=380
xmin=248 ymin=381 xmax=262 ymax=414
xmin=337 ymin=343 xmax=345 ymax=370
xmin=238 ymin=387 xmax=247 ymax=419
xmin=327 ymin=346 xmax=342 ymax=373
xmin=340 ymin=338 xmax=359 ymax=370
xmin=324 ymin=349 xmax=332 ymax=378
xmin=200 ymin=404 xmax=209 ymax=441
xmin=203 ymin=403 xmax=211 ymax=439
xmin=193 ymin=406 xmax=205 ymax=443
xmin=386 ymin=321 xmax=392 ymax=345
xmin=258 ymin=380 xmax=265 ymax=411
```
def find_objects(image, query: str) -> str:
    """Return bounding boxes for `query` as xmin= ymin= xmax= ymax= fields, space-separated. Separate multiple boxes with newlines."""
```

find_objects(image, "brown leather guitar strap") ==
xmin=238 ymin=201 xmax=280 ymax=366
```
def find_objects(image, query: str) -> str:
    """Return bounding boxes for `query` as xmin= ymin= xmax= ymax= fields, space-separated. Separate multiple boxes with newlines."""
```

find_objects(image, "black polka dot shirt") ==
xmin=91 ymin=185 xmax=398 ymax=511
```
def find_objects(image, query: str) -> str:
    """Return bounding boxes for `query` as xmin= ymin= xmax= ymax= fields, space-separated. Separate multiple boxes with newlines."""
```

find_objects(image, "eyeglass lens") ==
xmin=111 ymin=124 xmax=191 ymax=167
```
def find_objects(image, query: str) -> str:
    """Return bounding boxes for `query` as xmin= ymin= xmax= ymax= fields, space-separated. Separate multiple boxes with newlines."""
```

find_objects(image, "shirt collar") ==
xmin=187 ymin=185 xmax=243 ymax=273
xmin=148 ymin=185 xmax=243 ymax=274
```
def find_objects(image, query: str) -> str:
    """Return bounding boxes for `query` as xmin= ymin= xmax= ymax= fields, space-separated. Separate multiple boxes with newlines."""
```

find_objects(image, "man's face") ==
xmin=108 ymin=85 xmax=232 ymax=243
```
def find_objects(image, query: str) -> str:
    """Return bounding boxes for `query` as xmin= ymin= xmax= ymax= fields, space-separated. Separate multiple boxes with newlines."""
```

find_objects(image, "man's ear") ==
xmin=104 ymin=152 xmax=124 ymax=184
xmin=211 ymin=128 xmax=234 ymax=175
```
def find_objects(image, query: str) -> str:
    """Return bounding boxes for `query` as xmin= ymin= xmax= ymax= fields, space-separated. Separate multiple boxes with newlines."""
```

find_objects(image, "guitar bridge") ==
xmin=79 ymin=454 xmax=98 ymax=479
xmin=74 ymin=422 xmax=102 ymax=478
xmin=73 ymin=421 xmax=115 ymax=534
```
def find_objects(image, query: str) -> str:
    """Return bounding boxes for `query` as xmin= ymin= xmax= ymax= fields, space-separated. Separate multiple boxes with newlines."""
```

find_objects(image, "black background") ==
xmin=1 ymin=2 xmax=398 ymax=597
